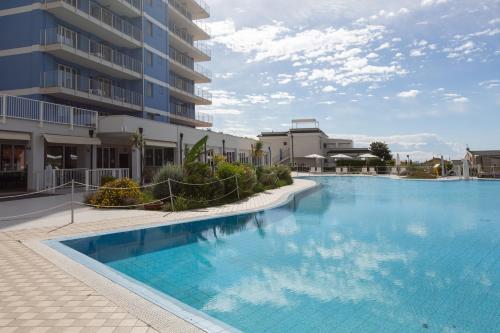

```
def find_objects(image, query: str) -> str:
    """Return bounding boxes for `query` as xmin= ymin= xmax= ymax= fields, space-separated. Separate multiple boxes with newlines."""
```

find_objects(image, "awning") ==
xmin=145 ymin=140 xmax=177 ymax=148
xmin=0 ymin=130 xmax=30 ymax=141
xmin=43 ymin=134 xmax=101 ymax=145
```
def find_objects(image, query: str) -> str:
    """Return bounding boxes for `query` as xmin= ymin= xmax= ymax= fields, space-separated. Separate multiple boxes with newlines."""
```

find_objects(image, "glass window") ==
xmin=46 ymin=146 xmax=63 ymax=169
xmin=110 ymin=148 xmax=116 ymax=168
xmin=145 ymin=148 xmax=154 ymax=166
xmin=146 ymin=51 xmax=153 ymax=66
xmin=1 ymin=145 xmax=13 ymax=171
xmin=164 ymin=148 xmax=174 ymax=164
xmin=13 ymin=145 xmax=25 ymax=171
xmin=155 ymin=149 xmax=163 ymax=166
xmin=64 ymin=146 xmax=78 ymax=169
xmin=146 ymin=82 xmax=153 ymax=97
xmin=146 ymin=20 xmax=153 ymax=36
xmin=103 ymin=148 xmax=109 ymax=169
xmin=97 ymin=147 xmax=103 ymax=168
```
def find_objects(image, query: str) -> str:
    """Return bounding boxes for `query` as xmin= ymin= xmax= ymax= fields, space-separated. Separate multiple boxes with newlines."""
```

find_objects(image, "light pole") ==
xmin=290 ymin=132 xmax=295 ymax=170
xmin=406 ymin=154 xmax=410 ymax=165
xmin=268 ymin=146 xmax=271 ymax=166
xmin=138 ymin=127 xmax=144 ymax=185
xmin=179 ymin=133 xmax=183 ymax=166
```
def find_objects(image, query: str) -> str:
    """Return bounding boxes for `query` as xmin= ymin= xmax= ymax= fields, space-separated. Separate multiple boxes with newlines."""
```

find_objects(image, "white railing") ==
xmin=42 ymin=28 xmax=142 ymax=74
xmin=85 ymin=168 xmax=130 ymax=188
xmin=45 ymin=0 xmax=142 ymax=42
xmin=38 ymin=168 xmax=129 ymax=190
xmin=0 ymin=95 xmax=98 ymax=128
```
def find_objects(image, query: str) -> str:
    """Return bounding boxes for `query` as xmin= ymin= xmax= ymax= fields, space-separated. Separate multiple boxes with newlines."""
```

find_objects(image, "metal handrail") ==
xmin=168 ymin=21 xmax=211 ymax=58
xmin=42 ymin=28 xmax=142 ymax=74
xmin=41 ymin=70 xmax=143 ymax=107
xmin=45 ymin=0 xmax=142 ymax=42
xmin=168 ymin=0 xmax=211 ymax=36
xmin=168 ymin=46 xmax=212 ymax=79
xmin=0 ymin=94 xmax=98 ymax=128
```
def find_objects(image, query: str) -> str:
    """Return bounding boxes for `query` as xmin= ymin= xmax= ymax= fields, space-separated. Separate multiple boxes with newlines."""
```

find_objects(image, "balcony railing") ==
xmin=193 ymin=0 xmax=210 ymax=16
xmin=168 ymin=0 xmax=211 ymax=36
xmin=42 ymin=28 xmax=142 ymax=75
xmin=0 ymin=94 xmax=98 ymax=128
xmin=169 ymin=103 xmax=213 ymax=125
xmin=42 ymin=70 xmax=143 ymax=107
xmin=168 ymin=47 xmax=212 ymax=79
xmin=45 ymin=0 xmax=142 ymax=43
xmin=170 ymin=74 xmax=212 ymax=102
xmin=168 ymin=21 xmax=211 ymax=58
xmin=122 ymin=0 xmax=142 ymax=11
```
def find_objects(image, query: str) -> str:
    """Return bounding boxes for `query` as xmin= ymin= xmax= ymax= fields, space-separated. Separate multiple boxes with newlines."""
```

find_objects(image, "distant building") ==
xmin=465 ymin=149 xmax=500 ymax=178
xmin=259 ymin=119 xmax=370 ymax=168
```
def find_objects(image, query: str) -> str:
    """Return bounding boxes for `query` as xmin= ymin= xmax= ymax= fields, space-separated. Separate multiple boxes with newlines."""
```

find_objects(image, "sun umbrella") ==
xmin=304 ymin=154 xmax=326 ymax=159
xmin=304 ymin=154 xmax=325 ymax=170
xmin=330 ymin=154 xmax=352 ymax=159
xmin=358 ymin=153 xmax=378 ymax=159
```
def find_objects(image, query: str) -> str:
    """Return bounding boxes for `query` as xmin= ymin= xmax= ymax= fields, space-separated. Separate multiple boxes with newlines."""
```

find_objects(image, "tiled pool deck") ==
xmin=0 ymin=179 xmax=316 ymax=333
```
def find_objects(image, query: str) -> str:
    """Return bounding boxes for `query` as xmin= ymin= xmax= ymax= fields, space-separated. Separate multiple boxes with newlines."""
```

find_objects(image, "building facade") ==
xmin=0 ymin=1 xmax=260 ymax=192
xmin=259 ymin=119 xmax=371 ymax=169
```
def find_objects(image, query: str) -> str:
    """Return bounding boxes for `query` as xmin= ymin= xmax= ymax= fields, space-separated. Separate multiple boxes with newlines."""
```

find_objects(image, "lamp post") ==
xmin=222 ymin=139 xmax=226 ymax=159
xmin=268 ymin=146 xmax=271 ymax=166
xmin=89 ymin=129 xmax=94 ymax=170
xmin=138 ymin=127 xmax=144 ymax=185
xmin=290 ymin=132 xmax=295 ymax=170
xmin=406 ymin=154 xmax=410 ymax=165
xmin=179 ymin=133 xmax=184 ymax=166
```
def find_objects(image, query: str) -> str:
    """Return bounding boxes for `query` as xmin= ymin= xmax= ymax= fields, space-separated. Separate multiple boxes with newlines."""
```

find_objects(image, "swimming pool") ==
xmin=55 ymin=177 xmax=499 ymax=332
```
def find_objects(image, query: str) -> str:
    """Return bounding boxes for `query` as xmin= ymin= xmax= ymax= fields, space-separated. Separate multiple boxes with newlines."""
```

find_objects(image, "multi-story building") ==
xmin=0 ymin=0 xmax=260 ymax=192
xmin=259 ymin=119 xmax=371 ymax=168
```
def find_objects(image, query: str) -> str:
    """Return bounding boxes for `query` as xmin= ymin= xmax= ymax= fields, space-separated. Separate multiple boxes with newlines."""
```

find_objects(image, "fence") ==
xmin=45 ymin=0 xmax=142 ymax=42
xmin=37 ymin=168 xmax=129 ymax=190
xmin=0 ymin=94 xmax=98 ymax=128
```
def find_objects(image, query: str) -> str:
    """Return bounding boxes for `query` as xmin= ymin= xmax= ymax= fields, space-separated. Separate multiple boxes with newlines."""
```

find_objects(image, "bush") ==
xmin=100 ymin=176 xmax=116 ymax=186
xmin=90 ymin=178 xmax=142 ymax=208
xmin=257 ymin=167 xmax=278 ymax=189
xmin=273 ymin=165 xmax=293 ymax=185
xmin=152 ymin=164 xmax=183 ymax=200
xmin=216 ymin=162 xmax=257 ymax=198
xmin=183 ymin=162 xmax=216 ymax=198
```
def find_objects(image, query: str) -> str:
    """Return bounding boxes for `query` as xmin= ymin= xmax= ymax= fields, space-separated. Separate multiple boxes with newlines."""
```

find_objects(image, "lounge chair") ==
xmin=362 ymin=167 xmax=368 ymax=174
xmin=369 ymin=167 xmax=377 ymax=175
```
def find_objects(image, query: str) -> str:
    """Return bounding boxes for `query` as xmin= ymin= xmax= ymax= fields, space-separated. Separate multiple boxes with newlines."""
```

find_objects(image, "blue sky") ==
xmin=198 ymin=0 xmax=500 ymax=161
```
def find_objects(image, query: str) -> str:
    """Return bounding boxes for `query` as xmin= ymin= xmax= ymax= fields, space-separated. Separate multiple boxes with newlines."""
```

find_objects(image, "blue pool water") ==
xmin=62 ymin=177 xmax=499 ymax=332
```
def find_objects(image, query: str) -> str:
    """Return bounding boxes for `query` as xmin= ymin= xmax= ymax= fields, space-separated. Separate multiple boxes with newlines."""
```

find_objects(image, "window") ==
xmin=97 ymin=147 xmax=116 ymax=168
xmin=146 ymin=20 xmax=153 ymax=36
xmin=146 ymin=51 xmax=153 ymax=66
xmin=57 ymin=64 xmax=78 ymax=89
xmin=146 ymin=0 xmax=153 ymax=6
xmin=146 ymin=82 xmax=153 ymax=97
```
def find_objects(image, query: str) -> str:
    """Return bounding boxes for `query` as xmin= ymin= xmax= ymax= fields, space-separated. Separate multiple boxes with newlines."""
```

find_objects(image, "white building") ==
xmin=259 ymin=119 xmax=371 ymax=169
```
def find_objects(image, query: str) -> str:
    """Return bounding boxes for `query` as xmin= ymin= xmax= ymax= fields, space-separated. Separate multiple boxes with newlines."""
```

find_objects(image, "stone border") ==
xmin=21 ymin=178 xmax=318 ymax=333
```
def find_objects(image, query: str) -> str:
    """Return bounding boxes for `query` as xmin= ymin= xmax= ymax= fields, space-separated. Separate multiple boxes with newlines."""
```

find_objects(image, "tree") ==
xmin=185 ymin=135 xmax=208 ymax=164
xmin=252 ymin=141 xmax=264 ymax=164
xmin=370 ymin=141 xmax=393 ymax=161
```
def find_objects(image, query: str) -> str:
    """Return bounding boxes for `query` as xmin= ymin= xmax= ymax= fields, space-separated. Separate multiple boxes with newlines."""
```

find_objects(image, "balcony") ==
xmin=42 ymin=28 xmax=142 ymax=80
xmin=184 ymin=0 xmax=210 ymax=20
xmin=167 ymin=0 xmax=210 ymax=40
xmin=96 ymin=0 xmax=142 ymax=18
xmin=44 ymin=0 xmax=142 ymax=48
xmin=169 ymin=75 xmax=211 ymax=105
xmin=41 ymin=70 xmax=143 ymax=112
xmin=168 ymin=22 xmax=211 ymax=61
xmin=168 ymin=47 xmax=211 ymax=83
xmin=0 ymin=94 xmax=98 ymax=129
xmin=169 ymin=103 xmax=212 ymax=127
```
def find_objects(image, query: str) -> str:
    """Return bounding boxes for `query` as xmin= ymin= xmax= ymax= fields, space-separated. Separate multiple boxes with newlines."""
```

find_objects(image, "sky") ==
xmin=197 ymin=0 xmax=500 ymax=161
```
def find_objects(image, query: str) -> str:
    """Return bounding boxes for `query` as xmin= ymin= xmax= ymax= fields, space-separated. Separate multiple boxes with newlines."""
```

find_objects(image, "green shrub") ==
xmin=216 ymin=162 xmax=257 ymax=198
xmin=90 ymin=178 xmax=142 ymax=208
xmin=152 ymin=164 xmax=183 ymax=200
xmin=258 ymin=167 xmax=278 ymax=189
xmin=276 ymin=179 xmax=289 ymax=187
xmin=273 ymin=165 xmax=293 ymax=185
xmin=100 ymin=176 xmax=116 ymax=186
xmin=183 ymin=162 xmax=217 ymax=199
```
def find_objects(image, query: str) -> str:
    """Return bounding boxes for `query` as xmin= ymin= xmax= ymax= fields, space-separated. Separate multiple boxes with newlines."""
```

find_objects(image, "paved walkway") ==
xmin=0 ymin=179 xmax=316 ymax=333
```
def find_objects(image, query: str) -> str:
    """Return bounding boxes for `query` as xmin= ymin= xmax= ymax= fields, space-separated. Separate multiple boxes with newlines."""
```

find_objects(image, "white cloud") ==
xmin=366 ymin=52 xmax=379 ymax=59
xmin=452 ymin=97 xmax=469 ymax=103
xmin=245 ymin=94 xmax=270 ymax=104
xmin=215 ymin=72 xmax=234 ymax=79
xmin=421 ymin=0 xmax=448 ymax=7
xmin=479 ymin=80 xmax=500 ymax=89
xmin=322 ymin=85 xmax=337 ymax=92
xmin=375 ymin=42 xmax=390 ymax=51
xmin=397 ymin=90 xmax=420 ymax=98
xmin=270 ymin=91 xmax=296 ymax=104
xmin=201 ymin=108 xmax=242 ymax=115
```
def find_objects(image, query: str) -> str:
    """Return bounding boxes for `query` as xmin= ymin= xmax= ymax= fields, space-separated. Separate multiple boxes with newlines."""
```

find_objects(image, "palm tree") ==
xmin=130 ymin=131 xmax=145 ymax=185
xmin=253 ymin=141 xmax=264 ymax=165
xmin=185 ymin=135 xmax=208 ymax=165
